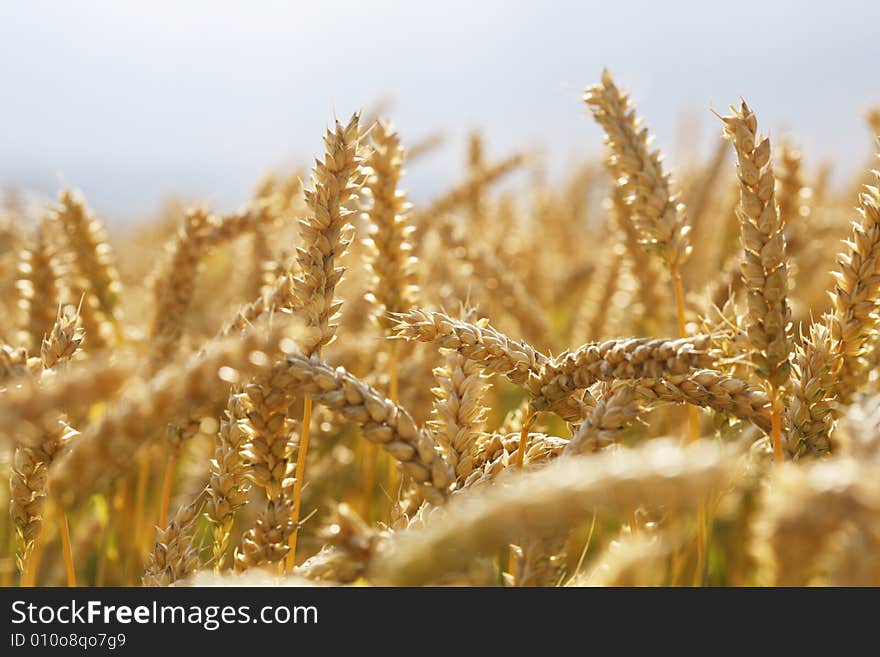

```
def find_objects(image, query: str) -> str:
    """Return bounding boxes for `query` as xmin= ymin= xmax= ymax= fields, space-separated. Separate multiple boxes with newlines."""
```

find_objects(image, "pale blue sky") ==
xmin=1 ymin=1 xmax=878 ymax=221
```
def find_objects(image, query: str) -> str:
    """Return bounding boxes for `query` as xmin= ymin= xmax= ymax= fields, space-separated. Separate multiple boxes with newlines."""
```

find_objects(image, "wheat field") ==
xmin=1 ymin=70 xmax=879 ymax=587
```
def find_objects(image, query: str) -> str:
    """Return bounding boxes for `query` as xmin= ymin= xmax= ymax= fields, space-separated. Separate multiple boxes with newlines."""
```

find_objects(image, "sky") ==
xmin=1 ymin=0 xmax=878 ymax=222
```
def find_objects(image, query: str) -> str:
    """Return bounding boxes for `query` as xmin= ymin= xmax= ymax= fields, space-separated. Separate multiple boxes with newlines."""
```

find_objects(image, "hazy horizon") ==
xmin=2 ymin=0 xmax=878 ymax=223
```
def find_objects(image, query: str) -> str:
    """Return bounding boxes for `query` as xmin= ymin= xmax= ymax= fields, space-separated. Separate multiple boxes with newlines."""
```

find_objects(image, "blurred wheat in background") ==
xmin=2 ymin=2 xmax=880 ymax=587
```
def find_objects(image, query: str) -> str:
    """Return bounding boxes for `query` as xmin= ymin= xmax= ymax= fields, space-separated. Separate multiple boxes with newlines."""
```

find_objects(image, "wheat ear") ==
xmin=720 ymin=100 xmax=791 ymax=461
xmin=564 ymin=383 xmax=644 ymax=455
xmin=54 ymin=189 xmax=122 ymax=321
xmin=372 ymin=439 xmax=739 ymax=585
xmin=287 ymin=112 xmax=365 ymax=568
xmin=584 ymin=69 xmax=691 ymax=269
xmin=15 ymin=219 xmax=61 ymax=353
xmin=143 ymin=496 xmax=203 ymax=586
xmin=786 ymin=322 xmax=838 ymax=457
xmin=363 ymin=120 xmax=418 ymax=332
xmin=532 ymin=335 xmax=717 ymax=415
xmin=40 ymin=308 xmax=84 ymax=371
xmin=825 ymin=164 xmax=880 ymax=402
xmin=751 ymin=459 xmax=880 ymax=585
xmin=428 ymin=312 xmax=492 ymax=484
xmin=205 ymin=390 xmax=251 ymax=571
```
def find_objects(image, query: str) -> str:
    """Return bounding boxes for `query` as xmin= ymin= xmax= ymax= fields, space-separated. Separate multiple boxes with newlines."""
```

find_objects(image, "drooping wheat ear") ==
xmin=295 ymin=503 xmax=384 ymax=583
xmin=428 ymin=312 xmax=492 ymax=483
xmin=16 ymin=219 xmax=61 ymax=353
xmin=751 ymin=459 xmax=880 ymax=586
xmin=532 ymin=335 xmax=717 ymax=416
xmin=234 ymin=496 xmax=295 ymax=571
xmin=719 ymin=100 xmax=792 ymax=390
xmin=584 ymin=69 xmax=692 ymax=269
xmin=205 ymin=389 xmax=252 ymax=571
xmin=631 ymin=370 xmax=772 ymax=433
xmin=143 ymin=496 xmax=203 ymax=587
xmin=413 ymin=152 xmax=524 ymax=228
xmin=50 ymin=317 xmax=301 ymax=508
xmin=786 ymin=322 xmax=838 ymax=458
xmin=825 ymin=164 xmax=880 ymax=402
xmin=461 ymin=432 xmax=568 ymax=490
xmin=363 ymin=120 xmax=418 ymax=332
xmin=392 ymin=308 xmax=545 ymax=389
xmin=372 ymin=439 xmax=739 ymax=585
xmin=10 ymin=421 xmax=78 ymax=574
xmin=393 ymin=308 xmax=589 ymax=422
xmin=565 ymin=383 xmax=644 ymax=455
xmin=41 ymin=307 xmax=83 ymax=370
xmin=293 ymin=112 xmax=365 ymax=355
xmin=266 ymin=353 xmax=453 ymax=505
xmin=148 ymin=208 xmax=212 ymax=368
xmin=54 ymin=189 xmax=122 ymax=320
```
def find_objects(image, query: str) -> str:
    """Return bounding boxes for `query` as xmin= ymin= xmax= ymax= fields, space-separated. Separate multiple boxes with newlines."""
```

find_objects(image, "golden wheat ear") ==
xmin=372 ymin=439 xmax=741 ymax=586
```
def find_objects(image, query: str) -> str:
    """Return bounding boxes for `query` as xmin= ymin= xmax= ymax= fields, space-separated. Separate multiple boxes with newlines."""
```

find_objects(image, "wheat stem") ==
xmin=158 ymin=444 xmax=181 ymax=531
xmin=60 ymin=513 xmax=76 ymax=587
xmin=286 ymin=396 xmax=312 ymax=570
